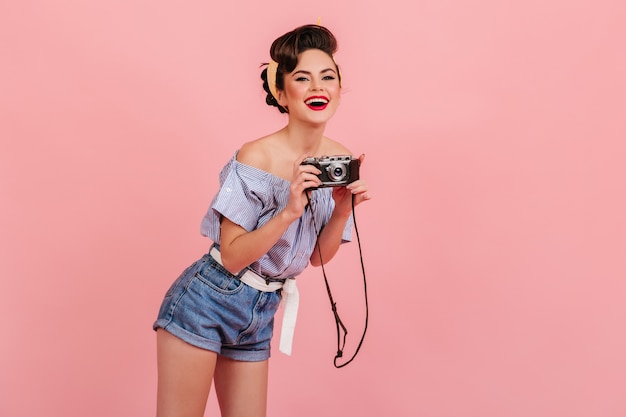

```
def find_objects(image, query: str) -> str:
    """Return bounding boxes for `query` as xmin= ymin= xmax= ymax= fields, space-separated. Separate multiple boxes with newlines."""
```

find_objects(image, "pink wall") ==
xmin=1 ymin=1 xmax=625 ymax=416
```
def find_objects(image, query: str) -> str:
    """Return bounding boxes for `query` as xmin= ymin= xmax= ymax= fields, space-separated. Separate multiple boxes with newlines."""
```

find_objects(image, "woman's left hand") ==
xmin=332 ymin=154 xmax=371 ymax=216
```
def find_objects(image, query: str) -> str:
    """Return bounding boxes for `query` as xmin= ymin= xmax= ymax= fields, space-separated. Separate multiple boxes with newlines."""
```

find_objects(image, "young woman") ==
xmin=154 ymin=24 xmax=371 ymax=417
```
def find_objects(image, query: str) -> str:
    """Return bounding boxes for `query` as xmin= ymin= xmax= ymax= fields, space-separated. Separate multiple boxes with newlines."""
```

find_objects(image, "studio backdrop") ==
xmin=1 ymin=1 xmax=625 ymax=416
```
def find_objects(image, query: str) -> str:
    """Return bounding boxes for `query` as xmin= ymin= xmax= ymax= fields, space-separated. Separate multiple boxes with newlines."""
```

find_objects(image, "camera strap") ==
xmin=306 ymin=191 xmax=369 ymax=368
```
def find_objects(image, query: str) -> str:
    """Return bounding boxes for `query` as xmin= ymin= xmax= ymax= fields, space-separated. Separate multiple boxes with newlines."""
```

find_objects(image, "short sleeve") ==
xmin=200 ymin=155 xmax=289 ymax=243
xmin=342 ymin=213 xmax=353 ymax=242
xmin=210 ymin=163 xmax=265 ymax=232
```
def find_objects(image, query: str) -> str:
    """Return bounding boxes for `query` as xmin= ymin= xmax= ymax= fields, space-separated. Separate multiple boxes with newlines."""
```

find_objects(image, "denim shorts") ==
xmin=153 ymin=252 xmax=282 ymax=362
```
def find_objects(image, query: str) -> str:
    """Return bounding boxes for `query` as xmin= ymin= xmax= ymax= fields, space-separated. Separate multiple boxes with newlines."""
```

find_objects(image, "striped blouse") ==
xmin=200 ymin=153 xmax=352 ymax=279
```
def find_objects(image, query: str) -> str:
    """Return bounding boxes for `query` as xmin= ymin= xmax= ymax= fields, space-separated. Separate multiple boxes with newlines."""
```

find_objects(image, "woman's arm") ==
xmin=218 ymin=151 xmax=322 ymax=274
xmin=219 ymin=212 xmax=296 ymax=274
xmin=309 ymin=208 xmax=351 ymax=267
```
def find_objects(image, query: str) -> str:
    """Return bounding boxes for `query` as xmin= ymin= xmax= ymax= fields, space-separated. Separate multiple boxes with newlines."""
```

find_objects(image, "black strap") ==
xmin=306 ymin=191 xmax=369 ymax=368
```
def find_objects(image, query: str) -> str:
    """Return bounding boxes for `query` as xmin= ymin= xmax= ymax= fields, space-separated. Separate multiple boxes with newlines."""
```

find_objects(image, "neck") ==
xmin=283 ymin=121 xmax=327 ymax=155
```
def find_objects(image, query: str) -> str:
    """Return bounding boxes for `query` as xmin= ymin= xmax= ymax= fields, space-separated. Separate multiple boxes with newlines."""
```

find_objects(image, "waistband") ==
xmin=209 ymin=246 xmax=284 ymax=292
xmin=208 ymin=246 xmax=300 ymax=356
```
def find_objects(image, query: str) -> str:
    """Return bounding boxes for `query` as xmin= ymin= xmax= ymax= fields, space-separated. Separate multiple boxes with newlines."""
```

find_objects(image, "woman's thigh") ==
xmin=156 ymin=329 xmax=218 ymax=417
xmin=214 ymin=356 xmax=269 ymax=417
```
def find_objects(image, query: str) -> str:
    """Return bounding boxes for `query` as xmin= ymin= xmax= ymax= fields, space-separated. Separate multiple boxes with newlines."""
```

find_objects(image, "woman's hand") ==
xmin=284 ymin=154 xmax=322 ymax=219
xmin=332 ymin=154 xmax=371 ymax=216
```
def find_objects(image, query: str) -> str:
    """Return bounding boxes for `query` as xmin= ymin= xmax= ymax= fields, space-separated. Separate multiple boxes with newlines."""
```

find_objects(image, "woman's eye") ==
xmin=296 ymin=77 xmax=309 ymax=82
xmin=323 ymin=75 xmax=336 ymax=81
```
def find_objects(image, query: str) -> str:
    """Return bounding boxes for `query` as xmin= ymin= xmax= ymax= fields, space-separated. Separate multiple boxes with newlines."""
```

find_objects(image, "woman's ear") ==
xmin=277 ymin=91 xmax=288 ymax=112
xmin=277 ymin=90 xmax=287 ymax=107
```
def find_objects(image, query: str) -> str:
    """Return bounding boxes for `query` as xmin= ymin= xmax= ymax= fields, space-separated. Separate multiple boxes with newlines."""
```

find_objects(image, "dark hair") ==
xmin=261 ymin=24 xmax=340 ymax=113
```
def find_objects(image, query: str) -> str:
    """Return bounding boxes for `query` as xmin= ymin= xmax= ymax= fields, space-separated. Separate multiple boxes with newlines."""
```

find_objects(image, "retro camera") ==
xmin=301 ymin=155 xmax=360 ymax=188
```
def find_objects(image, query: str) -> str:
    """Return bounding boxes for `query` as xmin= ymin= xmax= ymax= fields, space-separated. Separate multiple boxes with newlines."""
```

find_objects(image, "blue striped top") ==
xmin=200 ymin=153 xmax=353 ymax=279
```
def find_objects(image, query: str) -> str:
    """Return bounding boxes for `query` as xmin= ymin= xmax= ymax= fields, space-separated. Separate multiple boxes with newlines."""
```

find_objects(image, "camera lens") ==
xmin=327 ymin=163 xmax=347 ymax=181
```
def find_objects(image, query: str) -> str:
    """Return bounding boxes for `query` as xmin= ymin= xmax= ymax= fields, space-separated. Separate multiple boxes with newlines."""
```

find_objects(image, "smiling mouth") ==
xmin=305 ymin=96 xmax=329 ymax=110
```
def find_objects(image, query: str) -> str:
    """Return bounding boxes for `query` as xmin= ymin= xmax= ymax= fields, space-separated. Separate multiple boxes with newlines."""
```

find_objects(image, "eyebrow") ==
xmin=291 ymin=68 xmax=337 ymax=77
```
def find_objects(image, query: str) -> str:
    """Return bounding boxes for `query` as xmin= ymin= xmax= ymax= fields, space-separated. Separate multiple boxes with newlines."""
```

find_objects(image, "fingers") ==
xmin=346 ymin=179 xmax=368 ymax=194
xmin=293 ymin=153 xmax=322 ymax=190
xmin=346 ymin=180 xmax=371 ymax=202
xmin=295 ymin=169 xmax=321 ymax=190
xmin=352 ymin=155 xmax=370 ymax=202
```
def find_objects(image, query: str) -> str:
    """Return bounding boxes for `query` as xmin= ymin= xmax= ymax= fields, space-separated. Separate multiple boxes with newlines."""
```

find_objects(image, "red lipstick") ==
xmin=305 ymin=95 xmax=329 ymax=111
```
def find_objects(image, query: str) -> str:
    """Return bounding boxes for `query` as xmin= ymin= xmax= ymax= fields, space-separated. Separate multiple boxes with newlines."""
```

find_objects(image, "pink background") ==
xmin=1 ymin=1 xmax=625 ymax=416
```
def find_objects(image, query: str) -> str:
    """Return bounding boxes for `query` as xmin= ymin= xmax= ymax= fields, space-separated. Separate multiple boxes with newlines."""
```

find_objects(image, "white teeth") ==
xmin=305 ymin=97 xmax=329 ymax=105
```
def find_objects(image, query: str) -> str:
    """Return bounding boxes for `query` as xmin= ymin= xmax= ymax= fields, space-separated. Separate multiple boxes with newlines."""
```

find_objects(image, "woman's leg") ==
xmin=214 ymin=356 xmax=269 ymax=417
xmin=156 ymin=329 xmax=218 ymax=417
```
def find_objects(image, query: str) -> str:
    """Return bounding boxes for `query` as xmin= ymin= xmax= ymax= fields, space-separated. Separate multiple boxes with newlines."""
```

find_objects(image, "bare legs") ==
xmin=156 ymin=329 xmax=216 ymax=417
xmin=156 ymin=329 xmax=269 ymax=417
xmin=214 ymin=357 xmax=268 ymax=417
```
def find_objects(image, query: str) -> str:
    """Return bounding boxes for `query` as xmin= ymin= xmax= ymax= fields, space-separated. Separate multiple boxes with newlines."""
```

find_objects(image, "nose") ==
xmin=310 ymin=77 xmax=324 ymax=91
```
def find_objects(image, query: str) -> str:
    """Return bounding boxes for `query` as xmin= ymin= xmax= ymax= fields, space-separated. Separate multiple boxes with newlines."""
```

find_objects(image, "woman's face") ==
xmin=278 ymin=49 xmax=341 ymax=125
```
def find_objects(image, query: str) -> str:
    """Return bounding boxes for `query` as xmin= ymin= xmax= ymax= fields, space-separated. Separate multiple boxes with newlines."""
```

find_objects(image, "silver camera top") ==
xmin=303 ymin=155 xmax=353 ymax=163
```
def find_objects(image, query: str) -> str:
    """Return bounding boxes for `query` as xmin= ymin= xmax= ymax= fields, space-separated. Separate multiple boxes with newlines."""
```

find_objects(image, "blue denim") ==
xmin=153 ymin=252 xmax=282 ymax=361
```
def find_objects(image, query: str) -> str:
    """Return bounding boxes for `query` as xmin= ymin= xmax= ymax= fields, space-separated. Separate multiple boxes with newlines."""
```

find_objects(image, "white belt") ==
xmin=209 ymin=247 xmax=300 ymax=356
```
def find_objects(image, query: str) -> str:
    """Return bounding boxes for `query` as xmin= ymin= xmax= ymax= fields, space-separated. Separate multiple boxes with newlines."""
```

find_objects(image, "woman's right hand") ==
xmin=284 ymin=154 xmax=322 ymax=218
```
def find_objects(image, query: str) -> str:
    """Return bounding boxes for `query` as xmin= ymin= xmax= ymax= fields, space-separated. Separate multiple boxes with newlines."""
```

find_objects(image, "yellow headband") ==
xmin=266 ymin=59 xmax=280 ymax=102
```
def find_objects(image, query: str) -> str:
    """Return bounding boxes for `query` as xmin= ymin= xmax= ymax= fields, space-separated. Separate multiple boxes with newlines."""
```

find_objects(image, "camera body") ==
xmin=301 ymin=155 xmax=360 ymax=188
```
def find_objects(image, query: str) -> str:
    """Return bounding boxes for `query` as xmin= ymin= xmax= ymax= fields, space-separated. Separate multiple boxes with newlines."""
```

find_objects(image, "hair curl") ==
xmin=261 ymin=24 xmax=340 ymax=113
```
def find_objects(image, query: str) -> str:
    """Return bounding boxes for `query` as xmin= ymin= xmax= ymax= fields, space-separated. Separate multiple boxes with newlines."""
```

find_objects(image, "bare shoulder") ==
xmin=236 ymin=135 xmax=275 ymax=171
xmin=323 ymin=136 xmax=353 ymax=156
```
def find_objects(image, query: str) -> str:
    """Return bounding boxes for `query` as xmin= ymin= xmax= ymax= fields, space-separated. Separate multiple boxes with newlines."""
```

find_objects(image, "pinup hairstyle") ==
xmin=261 ymin=24 xmax=340 ymax=113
